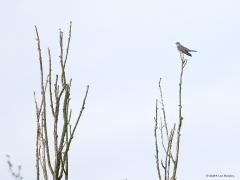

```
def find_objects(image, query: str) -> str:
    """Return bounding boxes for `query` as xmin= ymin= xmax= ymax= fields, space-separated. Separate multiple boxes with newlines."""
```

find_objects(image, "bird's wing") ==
xmin=179 ymin=44 xmax=191 ymax=51
xmin=183 ymin=51 xmax=192 ymax=56
xmin=177 ymin=45 xmax=192 ymax=56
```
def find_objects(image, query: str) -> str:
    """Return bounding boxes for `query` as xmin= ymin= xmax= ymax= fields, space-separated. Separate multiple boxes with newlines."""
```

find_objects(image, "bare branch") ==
xmin=34 ymin=22 xmax=89 ymax=180
xmin=48 ymin=48 xmax=55 ymax=116
xmin=6 ymin=155 xmax=23 ymax=180
xmin=154 ymin=99 xmax=162 ymax=180
xmin=154 ymin=52 xmax=188 ymax=180
xmin=172 ymin=53 xmax=187 ymax=180
xmin=64 ymin=21 xmax=72 ymax=68
xmin=158 ymin=78 xmax=169 ymax=139
xmin=60 ymin=85 xmax=89 ymax=176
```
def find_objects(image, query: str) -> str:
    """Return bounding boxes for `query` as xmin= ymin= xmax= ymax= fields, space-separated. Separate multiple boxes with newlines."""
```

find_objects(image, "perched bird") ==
xmin=176 ymin=42 xmax=197 ymax=57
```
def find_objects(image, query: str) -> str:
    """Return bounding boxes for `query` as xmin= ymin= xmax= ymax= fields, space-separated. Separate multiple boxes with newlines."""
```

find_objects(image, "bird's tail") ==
xmin=189 ymin=49 xmax=197 ymax=52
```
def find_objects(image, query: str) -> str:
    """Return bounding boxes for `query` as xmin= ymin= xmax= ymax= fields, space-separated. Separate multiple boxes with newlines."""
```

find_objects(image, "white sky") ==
xmin=1 ymin=0 xmax=240 ymax=179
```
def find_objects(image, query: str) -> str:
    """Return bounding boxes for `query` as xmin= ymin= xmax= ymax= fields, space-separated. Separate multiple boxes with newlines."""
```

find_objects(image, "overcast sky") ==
xmin=1 ymin=0 xmax=240 ymax=179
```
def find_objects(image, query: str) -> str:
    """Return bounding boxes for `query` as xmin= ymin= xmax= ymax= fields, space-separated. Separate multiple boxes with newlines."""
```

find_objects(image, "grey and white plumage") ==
xmin=176 ymin=42 xmax=197 ymax=57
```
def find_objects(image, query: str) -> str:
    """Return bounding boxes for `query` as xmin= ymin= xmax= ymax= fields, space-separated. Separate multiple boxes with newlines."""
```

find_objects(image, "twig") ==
xmin=6 ymin=155 xmax=23 ymax=180
xmin=154 ymin=99 xmax=162 ymax=180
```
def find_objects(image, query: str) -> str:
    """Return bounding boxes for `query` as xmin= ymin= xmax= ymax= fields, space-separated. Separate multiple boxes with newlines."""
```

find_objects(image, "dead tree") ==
xmin=34 ymin=22 xmax=89 ymax=180
xmin=154 ymin=53 xmax=188 ymax=180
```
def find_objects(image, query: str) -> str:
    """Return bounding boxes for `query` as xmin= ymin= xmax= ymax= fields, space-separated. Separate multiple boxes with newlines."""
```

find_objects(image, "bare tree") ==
xmin=34 ymin=22 xmax=89 ymax=180
xmin=154 ymin=53 xmax=188 ymax=180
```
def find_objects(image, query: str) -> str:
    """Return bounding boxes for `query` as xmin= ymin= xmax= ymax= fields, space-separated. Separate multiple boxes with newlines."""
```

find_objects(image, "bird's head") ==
xmin=176 ymin=42 xmax=180 ymax=46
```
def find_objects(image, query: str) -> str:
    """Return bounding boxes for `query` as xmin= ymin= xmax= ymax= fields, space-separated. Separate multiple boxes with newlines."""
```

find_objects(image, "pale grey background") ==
xmin=1 ymin=0 xmax=240 ymax=179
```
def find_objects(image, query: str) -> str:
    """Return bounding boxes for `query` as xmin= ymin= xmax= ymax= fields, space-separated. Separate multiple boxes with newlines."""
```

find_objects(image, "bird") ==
xmin=176 ymin=42 xmax=197 ymax=57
